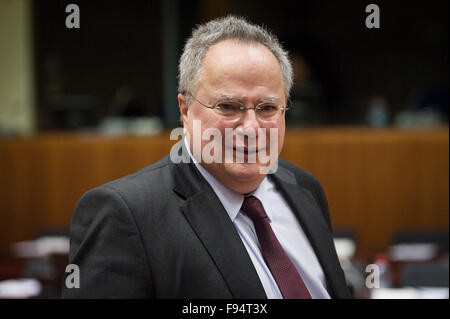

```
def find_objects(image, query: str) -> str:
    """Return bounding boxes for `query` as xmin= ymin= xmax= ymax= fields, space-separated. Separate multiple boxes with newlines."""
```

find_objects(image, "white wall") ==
xmin=0 ymin=0 xmax=35 ymax=134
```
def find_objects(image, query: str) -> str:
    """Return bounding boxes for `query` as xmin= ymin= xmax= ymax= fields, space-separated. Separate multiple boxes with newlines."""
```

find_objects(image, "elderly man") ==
xmin=62 ymin=16 xmax=350 ymax=299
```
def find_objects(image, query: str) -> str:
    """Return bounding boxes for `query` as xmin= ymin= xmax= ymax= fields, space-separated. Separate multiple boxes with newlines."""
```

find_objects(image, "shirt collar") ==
xmin=249 ymin=177 xmax=274 ymax=223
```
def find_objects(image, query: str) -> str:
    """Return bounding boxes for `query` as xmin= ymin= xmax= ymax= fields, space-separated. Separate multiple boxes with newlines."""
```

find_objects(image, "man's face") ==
xmin=179 ymin=40 xmax=286 ymax=193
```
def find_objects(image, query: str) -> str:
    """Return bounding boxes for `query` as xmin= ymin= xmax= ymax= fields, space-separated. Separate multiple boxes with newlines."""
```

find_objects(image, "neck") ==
xmin=200 ymin=162 xmax=266 ymax=195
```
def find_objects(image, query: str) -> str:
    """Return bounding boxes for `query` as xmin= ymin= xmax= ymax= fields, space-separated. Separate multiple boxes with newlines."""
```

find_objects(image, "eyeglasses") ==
xmin=185 ymin=92 xmax=289 ymax=120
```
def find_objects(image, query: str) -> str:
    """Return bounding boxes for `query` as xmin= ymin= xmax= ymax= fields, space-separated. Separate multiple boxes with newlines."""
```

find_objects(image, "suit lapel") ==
xmin=170 ymin=155 xmax=266 ymax=299
xmin=169 ymin=141 xmax=346 ymax=298
xmin=180 ymin=190 xmax=267 ymax=298
xmin=270 ymin=165 xmax=345 ymax=298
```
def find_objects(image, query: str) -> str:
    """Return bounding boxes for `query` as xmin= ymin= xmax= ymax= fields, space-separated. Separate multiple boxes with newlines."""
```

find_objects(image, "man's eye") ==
xmin=216 ymin=103 xmax=240 ymax=111
xmin=259 ymin=105 xmax=278 ymax=111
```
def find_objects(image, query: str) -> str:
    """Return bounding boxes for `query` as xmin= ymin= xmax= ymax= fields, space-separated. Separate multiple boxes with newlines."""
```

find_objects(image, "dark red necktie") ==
xmin=241 ymin=195 xmax=312 ymax=299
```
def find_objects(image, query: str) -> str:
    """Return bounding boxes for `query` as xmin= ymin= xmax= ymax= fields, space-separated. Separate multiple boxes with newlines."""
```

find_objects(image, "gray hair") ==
xmin=178 ymin=15 xmax=293 ymax=104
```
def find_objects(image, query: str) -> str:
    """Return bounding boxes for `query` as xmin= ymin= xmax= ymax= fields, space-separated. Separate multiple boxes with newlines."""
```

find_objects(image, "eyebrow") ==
xmin=215 ymin=94 xmax=281 ymax=104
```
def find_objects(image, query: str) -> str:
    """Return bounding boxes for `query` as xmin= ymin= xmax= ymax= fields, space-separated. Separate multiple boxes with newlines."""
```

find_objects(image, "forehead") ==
xmin=197 ymin=40 xmax=285 ymax=100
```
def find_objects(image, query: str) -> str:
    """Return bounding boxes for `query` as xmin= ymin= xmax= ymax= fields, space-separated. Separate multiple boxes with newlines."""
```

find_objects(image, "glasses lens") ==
xmin=211 ymin=101 xmax=283 ymax=119
xmin=214 ymin=103 xmax=242 ymax=117
xmin=256 ymin=104 xmax=280 ymax=118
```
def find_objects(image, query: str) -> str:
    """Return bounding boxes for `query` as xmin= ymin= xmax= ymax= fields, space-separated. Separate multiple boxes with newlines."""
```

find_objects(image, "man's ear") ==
xmin=178 ymin=93 xmax=189 ymax=127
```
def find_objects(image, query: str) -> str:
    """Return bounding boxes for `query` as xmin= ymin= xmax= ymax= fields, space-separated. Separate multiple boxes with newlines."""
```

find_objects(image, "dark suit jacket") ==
xmin=62 ymin=152 xmax=351 ymax=298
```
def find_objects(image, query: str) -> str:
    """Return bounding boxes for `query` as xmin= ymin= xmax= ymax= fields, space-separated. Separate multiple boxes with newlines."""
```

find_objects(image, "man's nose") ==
xmin=238 ymin=109 xmax=261 ymax=133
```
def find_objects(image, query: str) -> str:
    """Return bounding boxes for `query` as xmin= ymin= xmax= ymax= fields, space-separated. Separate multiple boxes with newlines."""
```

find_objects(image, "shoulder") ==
xmin=276 ymin=158 xmax=331 ymax=227
xmin=78 ymin=155 xmax=175 ymax=214
xmin=102 ymin=155 xmax=171 ymax=194
xmin=277 ymin=158 xmax=323 ymax=191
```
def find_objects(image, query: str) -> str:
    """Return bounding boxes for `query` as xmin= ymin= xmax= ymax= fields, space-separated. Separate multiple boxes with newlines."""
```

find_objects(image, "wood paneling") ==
xmin=281 ymin=127 xmax=449 ymax=258
xmin=0 ymin=127 xmax=448 ymax=259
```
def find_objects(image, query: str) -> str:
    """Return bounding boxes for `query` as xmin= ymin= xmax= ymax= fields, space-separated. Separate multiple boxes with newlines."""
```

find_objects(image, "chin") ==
xmin=224 ymin=162 xmax=266 ymax=182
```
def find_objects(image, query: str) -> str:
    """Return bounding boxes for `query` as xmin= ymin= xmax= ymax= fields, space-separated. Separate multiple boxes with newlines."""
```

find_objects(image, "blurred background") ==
xmin=0 ymin=0 xmax=448 ymax=298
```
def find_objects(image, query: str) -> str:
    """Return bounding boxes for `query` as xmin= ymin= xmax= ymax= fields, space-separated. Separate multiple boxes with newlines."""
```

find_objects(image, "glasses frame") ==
xmin=184 ymin=92 xmax=290 ymax=120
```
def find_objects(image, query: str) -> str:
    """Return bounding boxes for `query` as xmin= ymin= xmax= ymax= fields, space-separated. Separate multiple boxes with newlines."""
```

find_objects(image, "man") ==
xmin=62 ymin=16 xmax=350 ymax=299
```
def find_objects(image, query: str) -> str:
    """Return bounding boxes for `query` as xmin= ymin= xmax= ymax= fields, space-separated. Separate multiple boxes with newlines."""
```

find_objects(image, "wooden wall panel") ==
xmin=281 ymin=128 xmax=449 ymax=258
xmin=0 ymin=128 xmax=448 ymax=260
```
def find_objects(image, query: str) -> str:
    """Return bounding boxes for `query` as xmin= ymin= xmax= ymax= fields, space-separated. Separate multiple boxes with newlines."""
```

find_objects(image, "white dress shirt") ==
xmin=184 ymin=139 xmax=331 ymax=299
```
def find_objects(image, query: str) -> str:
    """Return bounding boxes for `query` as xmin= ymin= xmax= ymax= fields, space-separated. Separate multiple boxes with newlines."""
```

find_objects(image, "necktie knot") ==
xmin=241 ymin=196 xmax=268 ymax=221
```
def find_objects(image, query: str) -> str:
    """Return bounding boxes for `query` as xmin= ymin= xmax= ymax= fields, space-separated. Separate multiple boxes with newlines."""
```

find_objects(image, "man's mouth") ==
xmin=230 ymin=146 xmax=266 ymax=154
